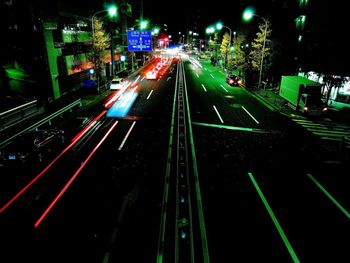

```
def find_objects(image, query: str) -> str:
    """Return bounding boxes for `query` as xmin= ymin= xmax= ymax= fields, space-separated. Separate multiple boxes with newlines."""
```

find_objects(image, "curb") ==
xmin=249 ymin=92 xmax=279 ymax=112
xmin=249 ymin=91 xmax=296 ymax=118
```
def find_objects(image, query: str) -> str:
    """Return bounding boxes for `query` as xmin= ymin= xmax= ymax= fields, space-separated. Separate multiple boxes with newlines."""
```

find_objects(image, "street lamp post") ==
xmin=205 ymin=26 xmax=216 ymax=65
xmin=216 ymin=23 xmax=232 ymax=70
xmin=242 ymin=7 xmax=268 ymax=91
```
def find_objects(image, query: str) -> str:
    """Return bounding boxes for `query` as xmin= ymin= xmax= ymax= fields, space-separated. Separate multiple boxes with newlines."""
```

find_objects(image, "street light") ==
xmin=243 ymin=7 xmax=268 ymax=91
xmin=205 ymin=27 xmax=215 ymax=34
xmin=140 ymin=20 xmax=149 ymax=30
xmin=205 ymin=26 xmax=217 ymax=64
xmin=152 ymin=27 xmax=160 ymax=35
xmin=91 ymin=6 xmax=117 ymax=41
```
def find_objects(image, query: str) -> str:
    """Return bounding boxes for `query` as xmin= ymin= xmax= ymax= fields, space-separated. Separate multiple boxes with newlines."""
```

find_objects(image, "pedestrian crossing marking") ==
xmin=292 ymin=118 xmax=350 ymax=139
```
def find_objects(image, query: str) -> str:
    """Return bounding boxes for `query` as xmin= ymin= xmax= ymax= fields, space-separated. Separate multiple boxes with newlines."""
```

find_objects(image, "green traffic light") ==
xmin=242 ymin=6 xmax=255 ymax=22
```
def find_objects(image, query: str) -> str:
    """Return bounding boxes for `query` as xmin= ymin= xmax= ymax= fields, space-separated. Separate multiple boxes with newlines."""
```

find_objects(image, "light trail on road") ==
xmin=34 ymin=120 xmax=119 ymax=228
xmin=0 ymin=110 xmax=107 ymax=213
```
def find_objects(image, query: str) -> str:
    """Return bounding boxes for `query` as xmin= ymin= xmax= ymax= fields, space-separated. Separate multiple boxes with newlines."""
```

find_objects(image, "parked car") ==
xmin=226 ymin=74 xmax=243 ymax=86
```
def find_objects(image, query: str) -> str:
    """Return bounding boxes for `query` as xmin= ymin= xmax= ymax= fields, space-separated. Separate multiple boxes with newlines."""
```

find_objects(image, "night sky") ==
xmin=143 ymin=0 xmax=262 ymax=35
xmin=1 ymin=0 xmax=349 ymax=74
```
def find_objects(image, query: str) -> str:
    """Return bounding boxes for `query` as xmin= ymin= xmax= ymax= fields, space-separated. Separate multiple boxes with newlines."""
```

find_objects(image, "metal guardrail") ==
xmin=0 ymin=98 xmax=82 ymax=148
xmin=0 ymin=100 xmax=39 ymax=131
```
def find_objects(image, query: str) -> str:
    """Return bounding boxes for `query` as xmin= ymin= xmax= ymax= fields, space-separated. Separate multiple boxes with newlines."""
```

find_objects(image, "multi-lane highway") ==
xmin=1 ymin=53 xmax=349 ymax=263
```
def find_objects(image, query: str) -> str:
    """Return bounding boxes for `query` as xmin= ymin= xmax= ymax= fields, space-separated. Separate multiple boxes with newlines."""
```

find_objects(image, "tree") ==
xmin=249 ymin=19 xmax=272 ymax=86
xmin=220 ymin=32 xmax=230 ymax=68
xmin=91 ymin=18 xmax=110 ymax=92
xmin=209 ymin=32 xmax=220 ymax=65
xmin=229 ymin=34 xmax=249 ymax=77
xmin=322 ymin=74 xmax=348 ymax=106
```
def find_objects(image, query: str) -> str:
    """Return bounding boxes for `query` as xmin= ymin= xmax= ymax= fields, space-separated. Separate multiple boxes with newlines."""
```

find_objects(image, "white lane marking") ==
xmin=210 ymin=74 xmax=214 ymax=78
xmin=220 ymin=84 xmax=228 ymax=92
xmin=147 ymin=90 xmax=154 ymax=100
xmin=242 ymin=106 xmax=260 ymax=124
xmin=196 ymin=73 xmax=199 ymax=78
xmin=201 ymin=84 xmax=207 ymax=92
xmin=213 ymin=105 xmax=224 ymax=123
xmin=118 ymin=121 xmax=136 ymax=151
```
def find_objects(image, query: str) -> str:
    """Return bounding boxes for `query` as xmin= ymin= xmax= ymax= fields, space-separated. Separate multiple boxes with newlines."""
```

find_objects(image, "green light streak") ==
xmin=183 ymin=59 xmax=210 ymax=263
xmin=248 ymin=172 xmax=300 ymax=263
xmin=307 ymin=174 xmax=350 ymax=220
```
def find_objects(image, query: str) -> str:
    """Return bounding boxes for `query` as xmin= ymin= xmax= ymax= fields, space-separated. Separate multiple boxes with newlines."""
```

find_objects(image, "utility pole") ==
xmin=140 ymin=0 xmax=143 ymax=22
xmin=111 ymin=28 xmax=115 ymax=78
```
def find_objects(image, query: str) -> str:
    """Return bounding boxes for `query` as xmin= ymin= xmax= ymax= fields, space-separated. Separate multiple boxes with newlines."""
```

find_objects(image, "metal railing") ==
xmin=0 ymin=99 xmax=82 ymax=148
xmin=0 ymin=100 xmax=40 ymax=132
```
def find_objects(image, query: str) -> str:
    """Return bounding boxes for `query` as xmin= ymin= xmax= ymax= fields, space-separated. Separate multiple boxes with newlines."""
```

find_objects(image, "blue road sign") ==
xmin=127 ymin=30 xmax=153 ymax=51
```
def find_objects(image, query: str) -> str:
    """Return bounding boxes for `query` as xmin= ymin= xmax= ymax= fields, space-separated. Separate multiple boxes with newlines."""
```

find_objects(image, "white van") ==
xmin=110 ymin=78 xmax=125 ymax=90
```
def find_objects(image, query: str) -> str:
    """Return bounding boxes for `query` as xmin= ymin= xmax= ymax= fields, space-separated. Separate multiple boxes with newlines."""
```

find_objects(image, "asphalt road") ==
xmin=1 ymin=54 xmax=349 ymax=263
xmin=184 ymin=57 xmax=350 ymax=262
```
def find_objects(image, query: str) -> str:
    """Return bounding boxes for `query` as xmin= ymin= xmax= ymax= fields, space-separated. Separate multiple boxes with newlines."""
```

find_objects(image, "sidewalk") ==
xmin=252 ymin=88 xmax=299 ymax=117
xmin=253 ymin=88 xmax=350 ymax=161
xmin=253 ymin=88 xmax=350 ymax=125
